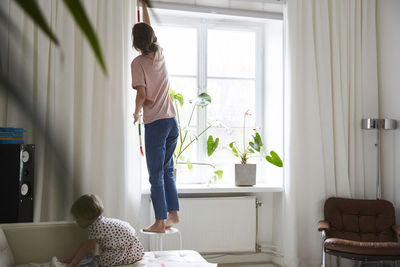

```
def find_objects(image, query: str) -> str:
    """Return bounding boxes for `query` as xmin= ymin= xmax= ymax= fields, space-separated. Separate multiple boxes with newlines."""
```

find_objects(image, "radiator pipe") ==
xmin=255 ymin=200 xmax=263 ymax=252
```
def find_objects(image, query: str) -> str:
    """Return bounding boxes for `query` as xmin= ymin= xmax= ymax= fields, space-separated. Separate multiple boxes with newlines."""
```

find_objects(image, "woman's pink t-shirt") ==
xmin=131 ymin=55 xmax=176 ymax=124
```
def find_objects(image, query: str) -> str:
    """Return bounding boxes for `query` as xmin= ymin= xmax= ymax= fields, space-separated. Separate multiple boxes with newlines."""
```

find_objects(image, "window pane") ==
xmin=208 ymin=127 xmax=255 ymax=163
xmin=206 ymin=78 xmax=257 ymax=185
xmin=169 ymin=77 xmax=198 ymax=126
xmin=175 ymin=130 xmax=199 ymax=184
xmin=208 ymin=29 xmax=255 ymax=78
xmin=169 ymin=77 xmax=199 ymax=183
xmin=207 ymin=79 xmax=255 ymax=127
xmin=153 ymin=26 xmax=197 ymax=76
xmin=176 ymin=164 xmax=216 ymax=184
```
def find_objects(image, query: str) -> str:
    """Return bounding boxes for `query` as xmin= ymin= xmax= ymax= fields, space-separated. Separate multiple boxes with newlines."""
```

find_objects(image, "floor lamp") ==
xmin=362 ymin=118 xmax=397 ymax=199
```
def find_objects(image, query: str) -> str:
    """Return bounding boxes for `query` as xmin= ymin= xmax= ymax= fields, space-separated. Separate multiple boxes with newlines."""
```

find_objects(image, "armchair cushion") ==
xmin=324 ymin=238 xmax=400 ymax=256
xmin=324 ymin=198 xmax=397 ymax=242
xmin=318 ymin=220 xmax=330 ymax=232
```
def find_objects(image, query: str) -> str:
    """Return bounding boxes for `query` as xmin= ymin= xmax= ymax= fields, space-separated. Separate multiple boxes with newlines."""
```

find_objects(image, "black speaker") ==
xmin=0 ymin=144 xmax=35 ymax=223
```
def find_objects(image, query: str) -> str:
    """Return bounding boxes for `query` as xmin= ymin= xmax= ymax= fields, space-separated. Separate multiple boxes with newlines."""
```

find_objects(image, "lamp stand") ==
xmin=376 ymin=128 xmax=381 ymax=199
xmin=361 ymin=118 xmax=397 ymax=199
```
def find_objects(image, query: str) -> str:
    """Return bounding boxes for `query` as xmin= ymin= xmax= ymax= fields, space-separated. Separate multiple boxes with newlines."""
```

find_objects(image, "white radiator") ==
xmin=150 ymin=196 xmax=257 ymax=253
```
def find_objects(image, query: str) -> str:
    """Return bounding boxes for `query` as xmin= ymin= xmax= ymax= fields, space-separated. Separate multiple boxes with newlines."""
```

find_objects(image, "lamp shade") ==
xmin=380 ymin=119 xmax=397 ymax=130
xmin=362 ymin=118 xmax=379 ymax=129
xmin=361 ymin=118 xmax=397 ymax=130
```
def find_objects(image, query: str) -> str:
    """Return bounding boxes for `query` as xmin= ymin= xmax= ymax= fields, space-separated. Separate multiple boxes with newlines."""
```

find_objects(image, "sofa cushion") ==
xmin=1 ymin=222 xmax=87 ymax=265
xmin=0 ymin=227 xmax=15 ymax=267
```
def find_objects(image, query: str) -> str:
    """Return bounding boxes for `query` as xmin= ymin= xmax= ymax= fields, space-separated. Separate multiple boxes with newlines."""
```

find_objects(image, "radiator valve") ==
xmin=256 ymin=200 xmax=263 ymax=208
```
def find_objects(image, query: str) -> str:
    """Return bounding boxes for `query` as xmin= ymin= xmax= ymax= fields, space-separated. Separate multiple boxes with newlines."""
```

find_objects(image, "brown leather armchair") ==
xmin=318 ymin=197 xmax=400 ymax=266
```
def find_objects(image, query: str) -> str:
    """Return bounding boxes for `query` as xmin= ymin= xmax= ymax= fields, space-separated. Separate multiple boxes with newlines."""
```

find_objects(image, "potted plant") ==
xmin=169 ymin=89 xmax=223 ymax=183
xmin=229 ymin=109 xmax=283 ymax=186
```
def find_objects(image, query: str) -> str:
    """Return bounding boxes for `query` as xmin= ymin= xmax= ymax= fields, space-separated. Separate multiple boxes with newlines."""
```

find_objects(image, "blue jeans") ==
xmin=145 ymin=117 xmax=179 ymax=220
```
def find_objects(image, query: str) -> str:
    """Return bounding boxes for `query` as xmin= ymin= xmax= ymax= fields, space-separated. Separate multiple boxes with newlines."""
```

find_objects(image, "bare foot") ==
xmin=166 ymin=211 xmax=180 ymax=229
xmin=143 ymin=220 xmax=166 ymax=233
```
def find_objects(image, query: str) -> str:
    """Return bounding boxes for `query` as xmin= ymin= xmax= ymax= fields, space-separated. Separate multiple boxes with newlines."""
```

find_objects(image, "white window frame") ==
xmin=149 ymin=9 xmax=282 ymax=184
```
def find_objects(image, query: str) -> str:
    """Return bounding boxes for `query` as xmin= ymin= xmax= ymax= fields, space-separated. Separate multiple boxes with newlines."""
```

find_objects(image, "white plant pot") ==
xmin=235 ymin=164 xmax=256 ymax=186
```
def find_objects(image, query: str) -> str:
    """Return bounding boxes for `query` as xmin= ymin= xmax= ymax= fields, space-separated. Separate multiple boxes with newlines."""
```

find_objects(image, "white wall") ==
xmin=377 ymin=0 xmax=400 ymax=221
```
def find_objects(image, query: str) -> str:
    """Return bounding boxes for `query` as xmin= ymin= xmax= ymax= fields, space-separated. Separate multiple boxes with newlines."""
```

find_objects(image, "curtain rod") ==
xmin=151 ymin=2 xmax=283 ymax=21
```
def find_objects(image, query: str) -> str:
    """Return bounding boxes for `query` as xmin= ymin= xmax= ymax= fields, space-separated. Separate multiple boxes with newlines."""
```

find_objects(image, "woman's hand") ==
xmin=133 ymin=110 xmax=142 ymax=124
xmin=134 ymin=86 xmax=146 ymax=124
xmin=141 ymin=0 xmax=151 ymax=26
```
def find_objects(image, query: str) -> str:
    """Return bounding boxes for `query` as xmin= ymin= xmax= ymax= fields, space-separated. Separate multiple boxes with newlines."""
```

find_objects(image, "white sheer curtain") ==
xmin=283 ymin=0 xmax=379 ymax=266
xmin=0 ymin=0 xmax=142 ymax=228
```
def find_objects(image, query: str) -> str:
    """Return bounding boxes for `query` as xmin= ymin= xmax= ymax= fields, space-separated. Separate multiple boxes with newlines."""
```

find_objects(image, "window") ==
xmin=141 ymin=9 xmax=283 ymax=186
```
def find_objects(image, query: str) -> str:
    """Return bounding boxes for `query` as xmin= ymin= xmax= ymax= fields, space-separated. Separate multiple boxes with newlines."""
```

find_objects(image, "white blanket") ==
xmin=19 ymin=251 xmax=217 ymax=267
xmin=28 ymin=254 xmax=96 ymax=267
xmin=132 ymin=250 xmax=217 ymax=267
xmin=28 ymin=257 xmax=66 ymax=267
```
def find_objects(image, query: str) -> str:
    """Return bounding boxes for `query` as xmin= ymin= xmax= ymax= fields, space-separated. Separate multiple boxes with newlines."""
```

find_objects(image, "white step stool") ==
xmin=140 ymin=227 xmax=182 ymax=251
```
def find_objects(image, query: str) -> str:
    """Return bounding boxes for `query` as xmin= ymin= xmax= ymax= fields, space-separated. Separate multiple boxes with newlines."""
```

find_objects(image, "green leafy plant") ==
xmin=0 ymin=0 xmax=122 ymax=200
xmin=169 ymin=89 xmax=223 ymax=183
xmin=229 ymin=109 xmax=283 ymax=167
xmin=13 ymin=0 xmax=107 ymax=74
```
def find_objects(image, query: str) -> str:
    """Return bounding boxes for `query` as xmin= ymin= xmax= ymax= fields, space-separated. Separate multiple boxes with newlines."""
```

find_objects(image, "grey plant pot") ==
xmin=235 ymin=163 xmax=256 ymax=186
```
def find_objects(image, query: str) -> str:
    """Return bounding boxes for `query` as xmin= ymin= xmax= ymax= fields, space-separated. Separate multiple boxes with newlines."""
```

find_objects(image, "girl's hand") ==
xmin=60 ymin=258 xmax=72 ymax=264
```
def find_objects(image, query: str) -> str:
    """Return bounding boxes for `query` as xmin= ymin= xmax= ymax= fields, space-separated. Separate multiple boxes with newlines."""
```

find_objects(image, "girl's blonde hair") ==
xmin=132 ymin=23 xmax=162 ymax=59
xmin=71 ymin=194 xmax=104 ymax=222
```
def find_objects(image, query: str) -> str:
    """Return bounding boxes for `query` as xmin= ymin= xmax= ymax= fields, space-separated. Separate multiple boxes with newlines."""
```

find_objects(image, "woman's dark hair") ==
xmin=132 ymin=23 xmax=162 ymax=57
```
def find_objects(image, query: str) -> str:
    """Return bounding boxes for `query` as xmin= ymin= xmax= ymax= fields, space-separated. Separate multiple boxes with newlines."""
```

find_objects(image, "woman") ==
xmin=131 ymin=1 xmax=179 ymax=233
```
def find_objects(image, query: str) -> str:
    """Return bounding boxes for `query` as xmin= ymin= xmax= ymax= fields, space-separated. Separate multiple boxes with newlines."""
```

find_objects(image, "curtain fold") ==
xmin=283 ymin=0 xmax=378 ymax=265
xmin=0 ymin=0 xmax=142 ymax=228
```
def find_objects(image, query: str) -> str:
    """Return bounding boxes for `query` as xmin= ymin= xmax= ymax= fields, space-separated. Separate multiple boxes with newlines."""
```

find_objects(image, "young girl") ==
xmin=61 ymin=194 xmax=144 ymax=267
xmin=131 ymin=1 xmax=180 ymax=233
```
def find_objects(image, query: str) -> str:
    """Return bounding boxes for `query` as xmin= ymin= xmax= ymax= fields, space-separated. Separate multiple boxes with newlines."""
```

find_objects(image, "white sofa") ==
xmin=0 ymin=222 xmax=216 ymax=267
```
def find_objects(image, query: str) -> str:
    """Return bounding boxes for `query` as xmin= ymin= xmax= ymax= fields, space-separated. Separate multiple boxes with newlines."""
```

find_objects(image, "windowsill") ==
xmin=141 ymin=183 xmax=283 ymax=195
